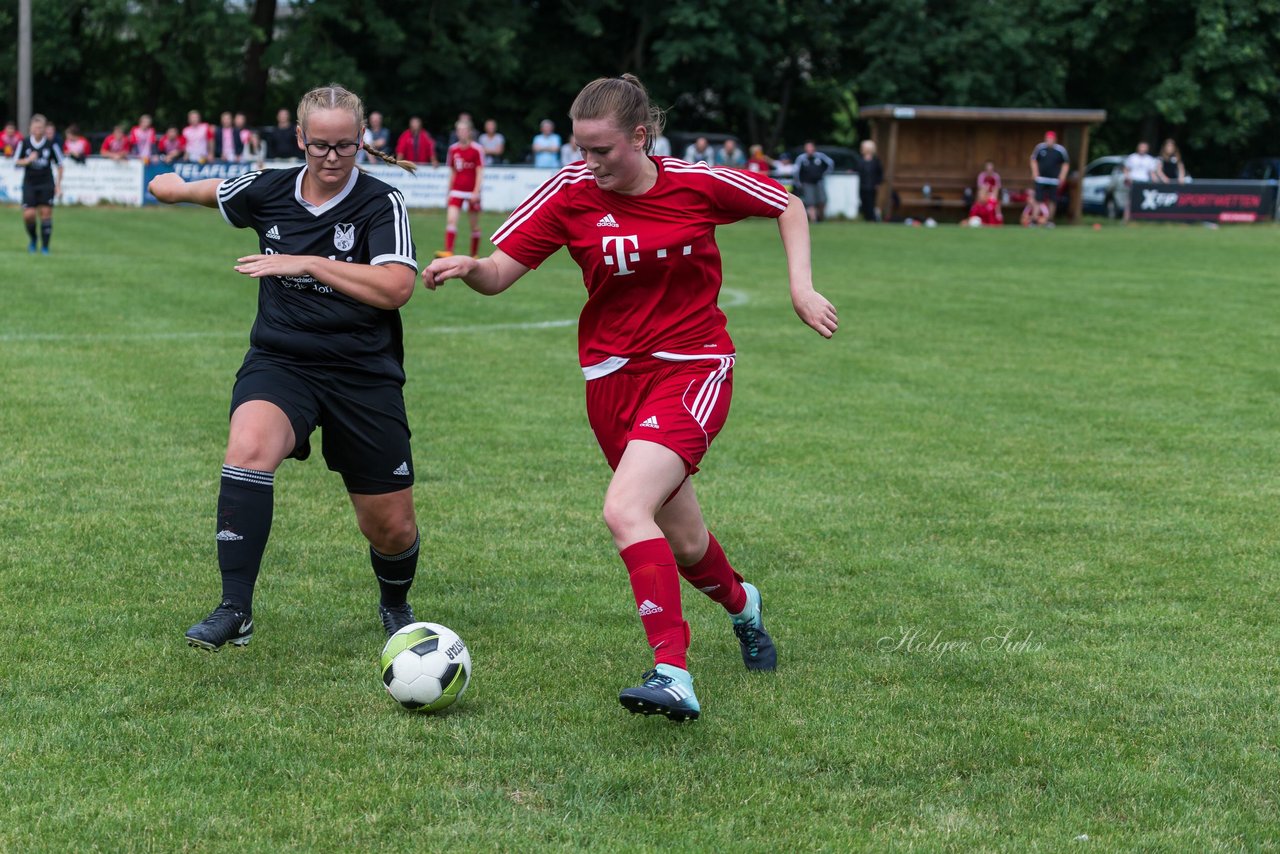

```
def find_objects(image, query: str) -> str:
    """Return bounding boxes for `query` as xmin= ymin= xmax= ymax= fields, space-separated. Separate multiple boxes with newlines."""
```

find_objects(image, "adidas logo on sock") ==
xmin=216 ymin=529 xmax=244 ymax=542
xmin=596 ymin=213 xmax=620 ymax=228
xmin=265 ymin=225 xmax=281 ymax=240
xmin=638 ymin=599 xmax=664 ymax=616
xmin=392 ymin=461 xmax=410 ymax=476
xmin=640 ymin=416 xmax=660 ymax=429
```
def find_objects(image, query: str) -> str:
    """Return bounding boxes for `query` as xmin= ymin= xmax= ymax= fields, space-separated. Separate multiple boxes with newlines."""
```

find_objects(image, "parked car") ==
xmin=1238 ymin=157 xmax=1280 ymax=181
xmin=1081 ymin=155 xmax=1126 ymax=218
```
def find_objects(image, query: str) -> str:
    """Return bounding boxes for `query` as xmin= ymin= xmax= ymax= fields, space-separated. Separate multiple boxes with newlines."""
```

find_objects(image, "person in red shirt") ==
xmin=976 ymin=159 xmax=1001 ymax=198
xmin=437 ymin=119 xmax=485 ymax=258
xmin=967 ymin=186 xmax=1004 ymax=226
xmin=157 ymin=126 xmax=186 ymax=163
xmin=394 ymin=117 xmax=437 ymax=166
xmin=422 ymin=74 xmax=837 ymax=722
xmin=2 ymin=121 xmax=22 ymax=157
xmin=746 ymin=144 xmax=774 ymax=175
xmin=129 ymin=114 xmax=157 ymax=160
xmin=100 ymin=125 xmax=130 ymax=160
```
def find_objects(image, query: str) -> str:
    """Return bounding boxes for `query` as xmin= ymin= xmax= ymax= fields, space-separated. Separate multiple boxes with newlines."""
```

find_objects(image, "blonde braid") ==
xmin=362 ymin=141 xmax=417 ymax=173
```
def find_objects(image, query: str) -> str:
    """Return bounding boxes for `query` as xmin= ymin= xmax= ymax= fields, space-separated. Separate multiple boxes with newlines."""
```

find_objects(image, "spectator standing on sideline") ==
xmin=447 ymin=112 xmax=472 ymax=147
xmin=1 ymin=121 xmax=21 ymax=156
xmin=746 ymin=144 xmax=773 ymax=175
xmin=1122 ymin=141 xmax=1160 ymax=221
xmin=683 ymin=136 xmax=713 ymax=164
xmin=977 ymin=159 xmax=1001 ymax=199
xmin=853 ymin=140 xmax=883 ymax=222
xmin=62 ymin=124 xmax=90 ymax=163
xmin=129 ymin=114 xmax=157 ymax=160
xmin=478 ymin=119 xmax=505 ymax=165
xmin=651 ymin=131 xmax=671 ymax=158
xmin=14 ymin=113 xmax=64 ymax=254
xmin=395 ymin=116 xmax=438 ymax=166
xmin=795 ymin=140 xmax=835 ymax=223
xmin=100 ymin=125 xmax=131 ymax=160
xmin=158 ymin=127 xmax=186 ymax=163
xmin=361 ymin=111 xmax=391 ymax=163
xmin=1029 ymin=130 xmax=1069 ymax=223
xmin=560 ymin=133 xmax=580 ymax=166
xmin=1154 ymin=139 xmax=1187 ymax=184
xmin=183 ymin=110 xmax=214 ymax=163
xmin=214 ymin=111 xmax=244 ymax=163
xmin=532 ymin=119 xmax=561 ymax=168
xmin=718 ymin=139 xmax=745 ymax=167
xmin=269 ymin=108 xmax=303 ymax=160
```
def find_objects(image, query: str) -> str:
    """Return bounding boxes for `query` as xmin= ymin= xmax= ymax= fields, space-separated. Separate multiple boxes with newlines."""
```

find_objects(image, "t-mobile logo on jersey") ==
xmin=601 ymin=234 xmax=640 ymax=276
xmin=602 ymin=235 xmax=695 ymax=277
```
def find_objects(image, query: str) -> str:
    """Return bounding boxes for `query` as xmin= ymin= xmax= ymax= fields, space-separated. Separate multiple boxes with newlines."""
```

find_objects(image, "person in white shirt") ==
xmin=1122 ymin=141 xmax=1161 ymax=220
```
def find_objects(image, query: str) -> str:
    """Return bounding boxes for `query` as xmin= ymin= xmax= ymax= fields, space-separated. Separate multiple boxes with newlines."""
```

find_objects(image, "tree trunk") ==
xmin=242 ymin=0 xmax=278 ymax=123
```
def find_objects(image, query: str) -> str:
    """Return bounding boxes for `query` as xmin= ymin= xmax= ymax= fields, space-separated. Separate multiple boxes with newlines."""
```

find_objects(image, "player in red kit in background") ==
xmin=436 ymin=119 xmax=485 ymax=258
xmin=422 ymin=74 xmax=837 ymax=722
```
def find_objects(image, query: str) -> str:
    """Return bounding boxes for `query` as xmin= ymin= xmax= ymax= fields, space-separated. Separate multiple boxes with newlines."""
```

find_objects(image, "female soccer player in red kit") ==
xmin=423 ymin=75 xmax=837 ymax=721
xmin=437 ymin=119 xmax=485 ymax=258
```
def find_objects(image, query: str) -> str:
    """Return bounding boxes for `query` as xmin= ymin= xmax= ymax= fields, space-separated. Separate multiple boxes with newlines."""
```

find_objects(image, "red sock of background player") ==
xmin=470 ymin=230 xmax=480 ymax=256
xmin=676 ymin=532 xmax=748 ymax=615
xmin=620 ymin=538 xmax=689 ymax=670
xmin=444 ymin=226 xmax=456 ymax=252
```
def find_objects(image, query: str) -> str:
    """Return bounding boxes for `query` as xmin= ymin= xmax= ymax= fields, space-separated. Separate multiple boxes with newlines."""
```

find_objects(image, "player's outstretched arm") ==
xmin=148 ymin=174 xmax=222 ymax=208
xmin=233 ymin=256 xmax=416 ymax=310
xmin=777 ymin=195 xmax=838 ymax=338
xmin=421 ymin=249 xmax=530 ymax=296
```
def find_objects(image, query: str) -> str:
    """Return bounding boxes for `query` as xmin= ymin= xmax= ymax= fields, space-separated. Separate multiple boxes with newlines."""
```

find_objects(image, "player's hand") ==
xmin=148 ymin=172 xmax=186 ymax=203
xmin=234 ymin=254 xmax=309 ymax=278
xmin=422 ymin=255 xmax=479 ymax=290
xmin=793 ymin=289 xmax=838 ymax=338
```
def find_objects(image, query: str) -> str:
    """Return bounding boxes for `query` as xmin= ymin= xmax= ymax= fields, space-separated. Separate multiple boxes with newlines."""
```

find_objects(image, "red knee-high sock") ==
xmin=445 ymin=226 xmax=457 ymax=252
xmin=677 ymin=533 xmax=747 ymax=615
xmin=620 ymin=538 xmax=689 ymax=670
xmin=470 ymin=230 xmax=481 ymax=256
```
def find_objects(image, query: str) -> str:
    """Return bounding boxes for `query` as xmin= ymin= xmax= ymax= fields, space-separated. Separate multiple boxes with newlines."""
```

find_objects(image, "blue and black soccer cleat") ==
xmin=732 ymin=582 xmax=777 ymax=671
xmin=185 ymin=601 xmax=253 ymax=650
xmin=619 ymin=663 xmax=701 ymax=722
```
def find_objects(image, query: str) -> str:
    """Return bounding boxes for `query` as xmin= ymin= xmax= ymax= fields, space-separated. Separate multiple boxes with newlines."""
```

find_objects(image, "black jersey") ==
xmin=15 ymin=135 xmax=64 ymax=187
xmin=1031 ymin=142 xmax=1069 ymax=184
xmin=216 ymin=166 xmax=417 ymax=382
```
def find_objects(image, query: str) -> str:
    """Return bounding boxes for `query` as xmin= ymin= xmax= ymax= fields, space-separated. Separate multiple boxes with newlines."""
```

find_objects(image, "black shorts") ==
xmin=22 ymin=182 xmax=55 ymax=208
xmin=1034 ymin=182 xmax=1058 ymax=203
xmin=230 ymin=357 xmax=415 ymax=495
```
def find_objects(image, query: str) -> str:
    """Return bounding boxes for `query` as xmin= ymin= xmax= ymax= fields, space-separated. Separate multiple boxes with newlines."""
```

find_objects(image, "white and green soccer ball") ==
xmin=380 ymin=622 xmax=471 ymax=712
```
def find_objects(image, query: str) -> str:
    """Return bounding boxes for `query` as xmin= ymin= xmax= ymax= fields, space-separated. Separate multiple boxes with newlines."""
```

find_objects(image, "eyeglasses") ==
xmin=303 ymin=138 xmax=360 ymax=158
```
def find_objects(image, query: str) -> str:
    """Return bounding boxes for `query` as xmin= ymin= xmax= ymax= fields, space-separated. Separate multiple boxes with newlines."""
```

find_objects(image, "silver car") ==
xmin=1081 ymin=155 xmax=1126 ymax=218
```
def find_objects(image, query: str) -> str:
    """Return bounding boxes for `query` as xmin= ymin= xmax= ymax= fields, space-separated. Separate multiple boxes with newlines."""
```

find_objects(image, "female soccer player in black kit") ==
xmin=14 ymin=113 xmax=64 ymax=254
xmin=149 ymin=84 xmax=425 ymax=649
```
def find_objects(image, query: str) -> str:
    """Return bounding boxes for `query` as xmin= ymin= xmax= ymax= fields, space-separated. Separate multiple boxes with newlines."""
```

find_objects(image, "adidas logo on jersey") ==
xmin=216 ymin=529 xmax=244 ymax=542
xmin=392 ymin=461 xmax=411 ymax=476
xmin=596 ymin=213 xmax=620 ymax=228
xmin=640 ymin=416 xmax=660 ymax=429
xmin=265 ymin=225 xmax=281 ymax=240
xmin=638 ymin=599 xmax=664 ymax=616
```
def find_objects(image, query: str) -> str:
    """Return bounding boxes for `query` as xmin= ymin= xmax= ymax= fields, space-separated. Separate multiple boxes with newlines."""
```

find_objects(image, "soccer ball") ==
xmin=380 ymin=622 xmax=471 ymax=712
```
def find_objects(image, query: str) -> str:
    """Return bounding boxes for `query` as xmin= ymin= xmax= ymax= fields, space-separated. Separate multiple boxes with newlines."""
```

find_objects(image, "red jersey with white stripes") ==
xmin=492 ymin=156 xmax=790 ymax=375
xmin=447 ymin=141 xmax=484 ymax=195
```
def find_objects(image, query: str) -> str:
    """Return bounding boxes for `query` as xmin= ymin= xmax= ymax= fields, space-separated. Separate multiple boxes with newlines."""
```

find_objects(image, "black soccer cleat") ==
xmin=379 ymin=602 xmax=416 ymax=638
xmin=185 ymin=601 xmax=253 ymax=650
xmin=732 ymin=582 xmax=777 ymax=671
xmin=618 ymin=664 xmax=701 ymax=722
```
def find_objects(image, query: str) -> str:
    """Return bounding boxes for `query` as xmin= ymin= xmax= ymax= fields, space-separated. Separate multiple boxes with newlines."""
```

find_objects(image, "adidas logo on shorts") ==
xmin=265 ymin=225 xmax=281 ymax=240
xmin=638 ymin=599 xmax=664 ymax=616
xmin=596 ymin=213 xmax=620 ymax=228
xmin=392 ymin=461 xmax=410 ymax=476
xmin=640 ymin=416 xmax=660 ymax=429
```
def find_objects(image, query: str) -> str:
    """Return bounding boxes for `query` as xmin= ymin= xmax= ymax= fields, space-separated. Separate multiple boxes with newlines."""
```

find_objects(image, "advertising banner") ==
xmin=4 ymin=157 xmax=144 ymax=206
xmin=1128 ymin=180 xmax=1278 ymax=223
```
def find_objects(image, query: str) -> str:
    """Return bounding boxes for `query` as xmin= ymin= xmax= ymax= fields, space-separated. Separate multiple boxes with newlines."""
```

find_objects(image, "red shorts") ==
xmin=585 ymin=356 xmax=734 ymax=474
xmin=447 ymin=191 xmax=480 ymax=210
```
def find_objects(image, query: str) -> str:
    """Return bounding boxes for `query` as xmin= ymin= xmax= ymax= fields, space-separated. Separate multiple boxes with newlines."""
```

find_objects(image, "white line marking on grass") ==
xmin=721 ymin=288 xmax=749 ymax=308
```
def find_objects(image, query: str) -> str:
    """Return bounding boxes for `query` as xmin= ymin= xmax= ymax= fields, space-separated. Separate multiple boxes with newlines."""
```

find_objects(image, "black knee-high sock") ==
xmin=25 ymin=219 xmax=36 ymax=243
xmin=371 ymin=530 xmax=419 ymax=607
xmin=40 ymin=219 xmax=52 ymax=249
xmin=216 ymin=464 xmax=275 ymax=610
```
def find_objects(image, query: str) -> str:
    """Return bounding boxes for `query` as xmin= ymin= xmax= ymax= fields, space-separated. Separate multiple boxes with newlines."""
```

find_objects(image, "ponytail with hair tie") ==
xmin=362 ymin=142 xmax=416 ymax=173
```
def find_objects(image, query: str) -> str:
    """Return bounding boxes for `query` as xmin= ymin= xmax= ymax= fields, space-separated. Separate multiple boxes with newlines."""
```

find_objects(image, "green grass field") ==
xmin=2 ymin=207 xmax=1278 ymax=851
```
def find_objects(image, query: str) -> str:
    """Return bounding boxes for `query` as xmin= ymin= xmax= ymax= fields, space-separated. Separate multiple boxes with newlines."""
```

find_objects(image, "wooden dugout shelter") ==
xmin=861 ymin=105 xmax=1107 ymax=223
